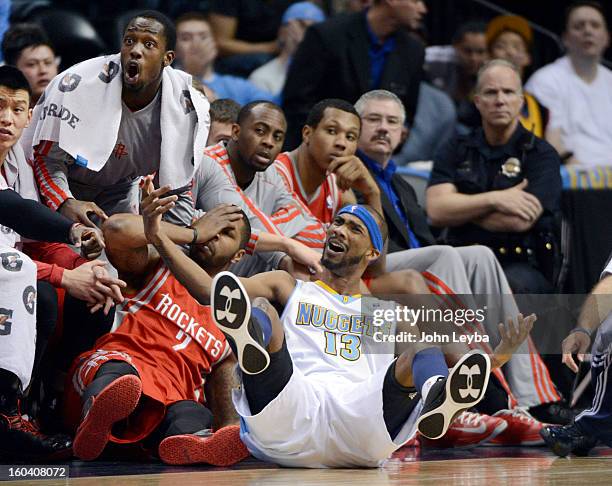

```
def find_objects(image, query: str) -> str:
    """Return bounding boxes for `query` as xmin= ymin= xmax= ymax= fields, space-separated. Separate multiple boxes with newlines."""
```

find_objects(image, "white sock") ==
xmin=421 ymin=375 xmax=445 ymax=402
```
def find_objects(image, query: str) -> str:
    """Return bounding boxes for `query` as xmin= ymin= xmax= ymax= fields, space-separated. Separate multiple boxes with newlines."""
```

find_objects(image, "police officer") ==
xmin=426 ymin=59 xmax=562 ymax=294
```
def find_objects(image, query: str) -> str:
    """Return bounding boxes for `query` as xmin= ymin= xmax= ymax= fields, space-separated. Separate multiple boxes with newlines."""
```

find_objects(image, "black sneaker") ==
xmin=528 ymin=401 xmax=576 ymax=425
xmin=0 ymin=401 xmax=72 ymax=461
xmin=211 ymin=271 xmax=270 ymax=375
xmin=540 ymin=423 xmax=598 ymax=457
xmin=416 ymin=350 xmax=491 ymax=440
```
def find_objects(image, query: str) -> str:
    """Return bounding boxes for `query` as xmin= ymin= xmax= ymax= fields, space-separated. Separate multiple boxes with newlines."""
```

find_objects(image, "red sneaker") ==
xmin=420 ymin=411 xmax=507 ymax=449
xmin=73 ymin=375 xmax=142 ymax=461
xmin=158 ymin=425 xmax=250 ymax=466
xmin=486 ymin=408 xmax=544 ymax=446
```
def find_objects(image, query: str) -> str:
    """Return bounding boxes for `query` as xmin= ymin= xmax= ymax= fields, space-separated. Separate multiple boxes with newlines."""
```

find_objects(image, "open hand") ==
xmin=492 ymin=313 xmax=536 ymax=368
xmin=192 ymin=204 xmax=243 ymax=244
xmin=140 ymin=175 xmax=178 ymax=244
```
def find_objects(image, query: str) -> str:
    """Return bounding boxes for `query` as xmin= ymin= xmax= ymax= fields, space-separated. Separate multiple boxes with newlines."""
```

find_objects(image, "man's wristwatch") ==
xmin=189 ymin=226 xmax=199 ymax=245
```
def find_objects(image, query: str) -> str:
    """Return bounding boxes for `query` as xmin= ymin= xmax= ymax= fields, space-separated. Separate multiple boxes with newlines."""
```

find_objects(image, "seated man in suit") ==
xmin=282 ymin=0 xmax=427 ymax=148
xmin=354 ymin=88 xmax=569 ymax=430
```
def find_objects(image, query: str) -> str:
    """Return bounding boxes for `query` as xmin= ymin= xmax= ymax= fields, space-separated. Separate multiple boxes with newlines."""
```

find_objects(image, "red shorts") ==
xmin=64 ymin=349 xmax=174 ymax=444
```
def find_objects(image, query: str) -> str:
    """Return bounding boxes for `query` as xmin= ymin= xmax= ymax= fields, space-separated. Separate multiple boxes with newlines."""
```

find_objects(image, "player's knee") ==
xmin=253 ymin=296 xmax=279 ymax=321
xmin=464 ymin=245 xmax=496 ymax=263
xmin=435 ymin=244 xmax=462 ymax=262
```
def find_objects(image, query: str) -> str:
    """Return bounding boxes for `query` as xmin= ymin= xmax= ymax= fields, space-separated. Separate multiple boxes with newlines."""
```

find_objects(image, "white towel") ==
xmin=27 ymin=53 xmax=210 ymax=188
xmin=0 ymin=145 xmax=39 ymax=202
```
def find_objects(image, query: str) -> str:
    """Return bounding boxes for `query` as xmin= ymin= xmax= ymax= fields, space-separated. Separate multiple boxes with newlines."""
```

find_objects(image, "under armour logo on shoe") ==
xmin=215 ymin=285 xmax=241 ymax=323
xmin=458 ymin=364 xmax=482 ymax=399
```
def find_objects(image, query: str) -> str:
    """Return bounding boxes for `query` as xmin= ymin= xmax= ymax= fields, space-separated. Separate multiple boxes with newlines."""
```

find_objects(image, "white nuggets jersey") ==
xmin=281 ymin=280 xmax=396 ymax=386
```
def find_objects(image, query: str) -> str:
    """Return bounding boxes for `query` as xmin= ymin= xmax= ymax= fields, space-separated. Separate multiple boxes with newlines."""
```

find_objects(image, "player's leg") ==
xmin=211 ymin=271 xmax=285 ymax=374
xmin=211 ymin=273 xmax=319 ymax=466
xmin=73 ymin=360 xmax=142 ymax=460
xmin=157 ymin=400 xmax=249 ymax=466
xmin=211 ymin=272 xmax=291 ymax=408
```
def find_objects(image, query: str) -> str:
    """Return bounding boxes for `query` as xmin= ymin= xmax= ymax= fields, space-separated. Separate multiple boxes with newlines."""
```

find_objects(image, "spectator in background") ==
xmin=282 ymin=0 xmax=427 ymax=149
xmin=249 ymin=2 xmax=326 ymax=96
xmin=526 ymin=1 xmax=612 ymax=167
xmin=486 ymin=15 xmax=549 ymax=139
xmin=1 ymin=23 xmax=58 ymax=106
xmin=426 ymin=21 xmax=488 ymax=132
xmin=0 ymin=0 xmax=9 ymax=63
xmin=427 ymin=60 xmax=562 ymax=294
xmin=394 ymin=82 xmax=457 ymax=164
xmin=175 ymin=13 xmax=277 ymax=105
xmin=208 ymin=0 xmax=302 ymax=77
xmin=207 ymin=98 xmax=240 ymax=145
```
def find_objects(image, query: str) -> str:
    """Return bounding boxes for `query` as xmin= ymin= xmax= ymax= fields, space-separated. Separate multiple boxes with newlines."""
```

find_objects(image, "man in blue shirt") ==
xmin=282 ymin=0 xmax=427 ymax=148
xmin=174 ymin=12 xmax=277 ymax=105
xmin=355 ymin=89 xmax=571 ymax=429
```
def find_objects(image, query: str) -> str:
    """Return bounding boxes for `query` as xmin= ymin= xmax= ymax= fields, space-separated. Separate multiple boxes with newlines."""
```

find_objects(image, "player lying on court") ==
xmin=64 ymin=197 xmax=256 ymax=465
xmin=142 ymin=180 xmax=536 ymax=468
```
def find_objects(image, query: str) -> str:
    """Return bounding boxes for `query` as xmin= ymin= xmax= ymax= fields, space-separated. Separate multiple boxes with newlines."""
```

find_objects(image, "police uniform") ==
xmin=429 ymin=123 xmax=562 ymax=293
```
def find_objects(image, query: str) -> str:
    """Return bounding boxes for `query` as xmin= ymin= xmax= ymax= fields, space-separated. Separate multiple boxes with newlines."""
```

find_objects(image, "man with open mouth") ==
xmin=29 ymin=10 xmax=244 ymax=235
xmin=31 ymin=11 xmax=180 ymax=228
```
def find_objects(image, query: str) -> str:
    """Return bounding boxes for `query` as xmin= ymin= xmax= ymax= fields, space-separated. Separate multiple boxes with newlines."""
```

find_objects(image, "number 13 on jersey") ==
xmin=324 ymin=331 xmax=361 ymax=361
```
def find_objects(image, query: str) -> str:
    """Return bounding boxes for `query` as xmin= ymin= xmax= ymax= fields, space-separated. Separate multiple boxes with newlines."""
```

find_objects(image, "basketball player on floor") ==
xmin=64 ymin=198 xmax=253 ymax=465
xmin=142 ymin=182 xmax=536 ymax=467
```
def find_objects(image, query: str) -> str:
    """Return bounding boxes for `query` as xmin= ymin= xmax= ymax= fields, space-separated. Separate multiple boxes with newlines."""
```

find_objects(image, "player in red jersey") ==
xmin=64 ymin=187 xmax=253 ymax=465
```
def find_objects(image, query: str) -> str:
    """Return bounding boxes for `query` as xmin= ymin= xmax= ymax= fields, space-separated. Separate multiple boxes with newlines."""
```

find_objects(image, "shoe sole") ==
xmin=211 ymin=271 xmax=270 ymax=375
xmin=416 ymin=350 xmax=491 ymax=440
xmin=158 ymin=425 xmax=250 ymax=466
xmin=73 ymin=375 xmax=142 ymax=461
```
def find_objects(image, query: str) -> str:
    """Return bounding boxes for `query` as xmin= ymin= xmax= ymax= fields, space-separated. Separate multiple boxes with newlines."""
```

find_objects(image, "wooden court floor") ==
xmin=3 ymin=446 xmax=612 ymax=485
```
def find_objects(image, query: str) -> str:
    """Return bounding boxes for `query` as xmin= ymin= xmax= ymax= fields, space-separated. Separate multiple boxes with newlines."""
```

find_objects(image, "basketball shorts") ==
xmin=233 ymin=364 xmax=423 ymax=468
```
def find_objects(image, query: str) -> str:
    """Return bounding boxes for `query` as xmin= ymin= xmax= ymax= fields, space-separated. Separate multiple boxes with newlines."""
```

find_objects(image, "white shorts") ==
xmin=233 ymin=364 xmax=423 ymax=468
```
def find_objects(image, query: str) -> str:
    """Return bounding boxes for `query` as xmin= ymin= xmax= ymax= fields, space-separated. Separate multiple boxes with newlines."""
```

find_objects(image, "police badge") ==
xmin=501 ymin=157 xmax=521 ymax=177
